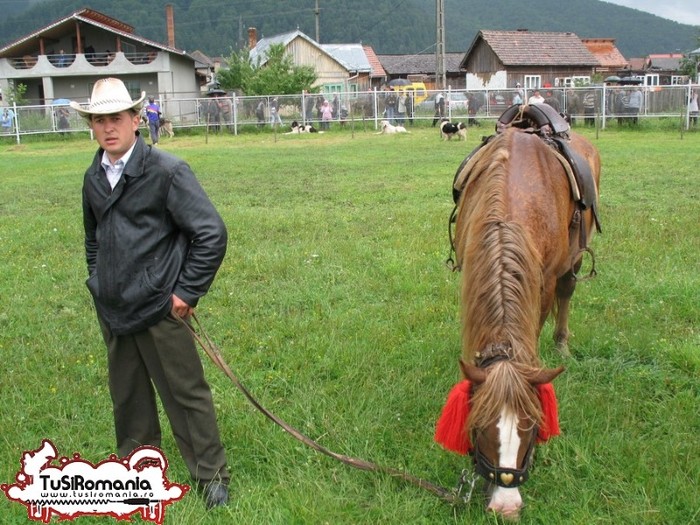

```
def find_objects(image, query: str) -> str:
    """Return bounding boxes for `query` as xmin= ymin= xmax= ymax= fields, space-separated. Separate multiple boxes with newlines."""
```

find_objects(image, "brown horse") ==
xmin=449 ymin=123 xmax=600 ymax=518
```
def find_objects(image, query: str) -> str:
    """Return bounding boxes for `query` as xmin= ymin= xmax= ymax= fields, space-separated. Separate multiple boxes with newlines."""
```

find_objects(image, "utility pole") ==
xmin=435 ymin=0 xmax=446 ymax=90
xmin=315 ymin=0 xmax=320 ymax=43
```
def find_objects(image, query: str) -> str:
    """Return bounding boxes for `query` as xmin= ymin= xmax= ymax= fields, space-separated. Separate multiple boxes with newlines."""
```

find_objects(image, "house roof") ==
xmin=0 ymin=8 xmax=187 ymax=58
xmin=363 ymin=45 xmax=386 ymax=78
xmin=320 ymin=43 xmax=371 ymax=73
xmin=250 ymin=30 xmax=307 ymax=65
xmin=461 ymin=30 xmax=598 ymax=69
xmin=378 ymin=52 xmax=463 ymax=75
xmin=581 ymin=38 xmax=628 ymax=69
xmin=627 ymin=57 xmax=645 ymax=70
xmin=190 ymin=49 xmax=215 ymax=67
xmin=250 ymin=29 xmax=375 ymax=76
xmin=645 ymin=53 xmax=683 ymax=70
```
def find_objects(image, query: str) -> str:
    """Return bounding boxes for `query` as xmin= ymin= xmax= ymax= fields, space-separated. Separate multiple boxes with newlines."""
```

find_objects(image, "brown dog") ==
xmin=141 ymin=115 xmax=174 ymax=138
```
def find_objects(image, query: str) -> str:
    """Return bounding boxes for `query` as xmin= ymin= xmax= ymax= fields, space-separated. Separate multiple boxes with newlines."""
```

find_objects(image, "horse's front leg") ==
xmin=553 ymin=267 xmax=578 ymax=357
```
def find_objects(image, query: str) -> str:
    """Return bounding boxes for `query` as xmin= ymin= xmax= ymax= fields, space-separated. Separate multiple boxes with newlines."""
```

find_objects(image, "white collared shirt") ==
xmin=101 ymin=142 xmax=137 ymax=190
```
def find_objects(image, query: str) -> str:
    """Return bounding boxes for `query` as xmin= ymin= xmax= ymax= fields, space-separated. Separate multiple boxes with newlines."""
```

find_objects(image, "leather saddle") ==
xmin=453 ymin=103 xmax=601 ymax=235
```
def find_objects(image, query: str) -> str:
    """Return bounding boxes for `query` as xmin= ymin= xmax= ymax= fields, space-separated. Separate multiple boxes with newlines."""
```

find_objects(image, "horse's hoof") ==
xmin=555 ymin=341 xmax=571 ymax=358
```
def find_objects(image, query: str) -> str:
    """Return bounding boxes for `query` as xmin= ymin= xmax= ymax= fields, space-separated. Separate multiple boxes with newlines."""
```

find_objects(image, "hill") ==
xmin=0 ymin=0 xmax=697 ymax=60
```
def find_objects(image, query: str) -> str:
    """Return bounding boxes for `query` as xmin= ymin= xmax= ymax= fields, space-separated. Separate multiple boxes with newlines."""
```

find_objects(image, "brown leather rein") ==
xmin=178 ymin=313 xmax=478 ymax=506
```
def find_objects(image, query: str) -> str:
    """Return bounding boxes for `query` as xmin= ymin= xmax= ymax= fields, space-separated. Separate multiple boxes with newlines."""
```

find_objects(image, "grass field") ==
xmin=0 ymin=121 xmax=698 ymax=524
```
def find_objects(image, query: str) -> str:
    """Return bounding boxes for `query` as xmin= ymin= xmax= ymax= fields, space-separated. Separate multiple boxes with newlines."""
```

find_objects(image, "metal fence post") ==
xmin=13 ymin=101 xmax=20 ymax=145
xmin=601 ymin=85 xmax=607 ymax=130
xmin=373 ymin=88 xmax=378 ymax=130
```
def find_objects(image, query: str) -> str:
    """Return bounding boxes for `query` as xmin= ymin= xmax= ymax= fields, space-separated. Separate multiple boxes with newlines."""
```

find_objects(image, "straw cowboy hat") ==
xmin=70 ymin=77 xmax=146 ymax=118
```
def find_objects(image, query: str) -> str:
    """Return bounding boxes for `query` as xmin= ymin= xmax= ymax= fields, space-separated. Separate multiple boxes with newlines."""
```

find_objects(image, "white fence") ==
xmin=1 ymin=84 xmax=698 ymax=143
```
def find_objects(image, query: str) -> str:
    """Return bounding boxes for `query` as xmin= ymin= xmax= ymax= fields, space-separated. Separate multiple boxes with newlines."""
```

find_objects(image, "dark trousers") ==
xmin=148 ymin=121 xmax=159 ymax=144
xmin=432 ymin=108 xmax=444 ymax=126
xmin=98 ymin=313 xmax=229 ymax=484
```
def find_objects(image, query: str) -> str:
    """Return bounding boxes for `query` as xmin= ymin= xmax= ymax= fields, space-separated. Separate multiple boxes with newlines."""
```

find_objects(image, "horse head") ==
xmin=460 ymin=357 xmax=563 ymax=519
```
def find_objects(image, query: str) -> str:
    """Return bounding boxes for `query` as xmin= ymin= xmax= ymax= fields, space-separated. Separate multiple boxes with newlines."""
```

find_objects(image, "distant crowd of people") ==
xmin=254 ymin=93 xmax=349 ymax=131
xmin=4 ymin=82 xmax=698 ymax=138
xmin=509 ymin=81 xmax=649 ymax=127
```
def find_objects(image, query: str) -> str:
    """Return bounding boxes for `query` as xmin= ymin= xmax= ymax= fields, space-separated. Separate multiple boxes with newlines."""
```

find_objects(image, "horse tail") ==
xmin=455 ymin=131 xmax=543 ymax=364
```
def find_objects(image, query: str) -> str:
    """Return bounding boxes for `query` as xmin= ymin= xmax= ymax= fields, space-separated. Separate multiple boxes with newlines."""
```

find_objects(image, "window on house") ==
xmin=670 ymin=75 xmax=688 ymax=85
xmin=644 ymin=74 xmax=659 ymax=86
xmin=84 ymin=80 xmax=141 ymax=102
xmin=323 ymin=84 xmax=343 ymax=94
xmin=524 ymin=75 xmax=541 ymax=89
xmin=571 ymin=76 xmax=591 ymax=86
xmin=123 ymin=80 xmax=142 ymax=100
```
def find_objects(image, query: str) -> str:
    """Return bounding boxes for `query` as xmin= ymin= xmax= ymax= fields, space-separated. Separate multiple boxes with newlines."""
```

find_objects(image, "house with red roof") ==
xmin=581 ymin=38 xmax=629 ymax=76
xmin=460 ymin=29 xmax=600 ymax=90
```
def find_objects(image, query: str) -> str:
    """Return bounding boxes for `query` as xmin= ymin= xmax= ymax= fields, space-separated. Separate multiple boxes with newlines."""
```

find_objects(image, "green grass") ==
xmin=0 ymin=122 xmax=698 ymax=524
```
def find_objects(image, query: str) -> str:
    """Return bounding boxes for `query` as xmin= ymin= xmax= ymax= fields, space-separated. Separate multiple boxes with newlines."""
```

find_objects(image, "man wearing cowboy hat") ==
xmin=72 ymin=78 xmax=230 ymax=509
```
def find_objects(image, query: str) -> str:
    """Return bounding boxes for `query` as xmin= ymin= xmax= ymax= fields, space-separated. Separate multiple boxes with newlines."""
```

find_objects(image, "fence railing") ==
xmin=2 ymin=84 xmax=698 ymax=143
xmin=7 ymin=52 xmax=159 ymax=70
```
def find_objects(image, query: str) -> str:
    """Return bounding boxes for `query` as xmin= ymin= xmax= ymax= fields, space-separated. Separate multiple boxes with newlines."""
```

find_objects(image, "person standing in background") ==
xmin=1 ymin=107 xmax=15 ymax=132
xmin=432 ymin=91 xmax=445 ymax=126
xmin=689 ymin=91 xmax=699 ymax=127
xmin=396 ymin=91 xmax=407 ymax=125
xmin=626 ymin=87 xmax=643 ymax=124
xmin=144 ymin=96 xmax=161 ymax=145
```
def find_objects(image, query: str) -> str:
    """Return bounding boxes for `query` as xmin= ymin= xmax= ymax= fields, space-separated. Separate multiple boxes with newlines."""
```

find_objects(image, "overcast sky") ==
xmin=603 ymin=0 xmax=700 ymax=26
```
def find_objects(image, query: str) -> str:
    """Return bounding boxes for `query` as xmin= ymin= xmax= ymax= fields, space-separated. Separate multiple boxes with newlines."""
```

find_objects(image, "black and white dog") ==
xmin=439 ymin=119 xmax=467 ymax=141
xmin=287 ymin=120 xmax=319 ymax=134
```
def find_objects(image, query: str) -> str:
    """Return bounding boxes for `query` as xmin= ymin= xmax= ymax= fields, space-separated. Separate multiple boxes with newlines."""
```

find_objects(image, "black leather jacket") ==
xmin=82 ymin=136 xmax=227 ymax=335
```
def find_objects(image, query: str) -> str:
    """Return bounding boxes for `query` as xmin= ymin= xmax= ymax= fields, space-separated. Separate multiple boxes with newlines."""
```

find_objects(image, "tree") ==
xmin=5 ymin=82 xmax=28 ymax=105
xmin=216 ymin=47 xmax=255 ymax=94
xmin=218 ymin=43 xmax=318 ymax=96
xmin=679 ymin=33 xmax=700 ymax=82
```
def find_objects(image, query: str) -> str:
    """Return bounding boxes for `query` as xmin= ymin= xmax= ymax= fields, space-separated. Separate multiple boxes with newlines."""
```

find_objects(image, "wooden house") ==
xmin=460 ymin=29 xmax=599 ymax=90
xmin=377 ymin=52 xmax=465 ymax=89
xmin=362 ymin=45 xmax=387 ymax=89
xmin=643 ymin=53 xmax=686 ymax=85
xmin=247 ymin=28 xmax=376 ymax=93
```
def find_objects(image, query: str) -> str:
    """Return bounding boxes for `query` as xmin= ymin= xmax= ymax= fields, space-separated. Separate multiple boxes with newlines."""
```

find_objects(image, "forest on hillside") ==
xmin=0 ymin=0 xmax=697 ymax=59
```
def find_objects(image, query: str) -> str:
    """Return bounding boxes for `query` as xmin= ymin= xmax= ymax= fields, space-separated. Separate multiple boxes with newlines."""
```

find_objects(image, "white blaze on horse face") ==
xmin=488 ymin=408 xmax=523 ymax=516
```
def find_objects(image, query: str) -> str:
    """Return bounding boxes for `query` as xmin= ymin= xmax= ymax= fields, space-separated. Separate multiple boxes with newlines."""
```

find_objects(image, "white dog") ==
xmin=376 ymin=120 xmax=408 ymax=134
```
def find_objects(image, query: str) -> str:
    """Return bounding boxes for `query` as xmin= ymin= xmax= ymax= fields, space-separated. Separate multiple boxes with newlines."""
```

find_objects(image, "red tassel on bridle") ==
xmin=535 ymin=382 xmax=560 ymax=442
xmin=434 ymin=380 xmax=472 ymax=455
xmin=434 ymin=380 xmax=560 ymax=455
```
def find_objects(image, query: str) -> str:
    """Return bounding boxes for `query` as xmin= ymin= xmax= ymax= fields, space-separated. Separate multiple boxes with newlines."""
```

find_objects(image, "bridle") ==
xmin=471 ymin=429 xmax=536 ymax=488
xmin=469 ymin=342 xmax=538 ymax=488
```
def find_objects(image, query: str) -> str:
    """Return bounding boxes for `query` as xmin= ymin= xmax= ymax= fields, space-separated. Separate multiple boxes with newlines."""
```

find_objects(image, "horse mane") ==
xmin=456 ymin=130 xmax=543 ymax=364
xmin=455 ymin=129 xmax=545 ymax=428
xmin=468 ymin=360 xmax=543 ymax=433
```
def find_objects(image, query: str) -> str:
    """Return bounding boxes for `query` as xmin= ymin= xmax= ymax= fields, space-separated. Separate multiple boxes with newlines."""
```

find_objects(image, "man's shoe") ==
xmin=202 ymin=481 xmax=229 ymax=509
